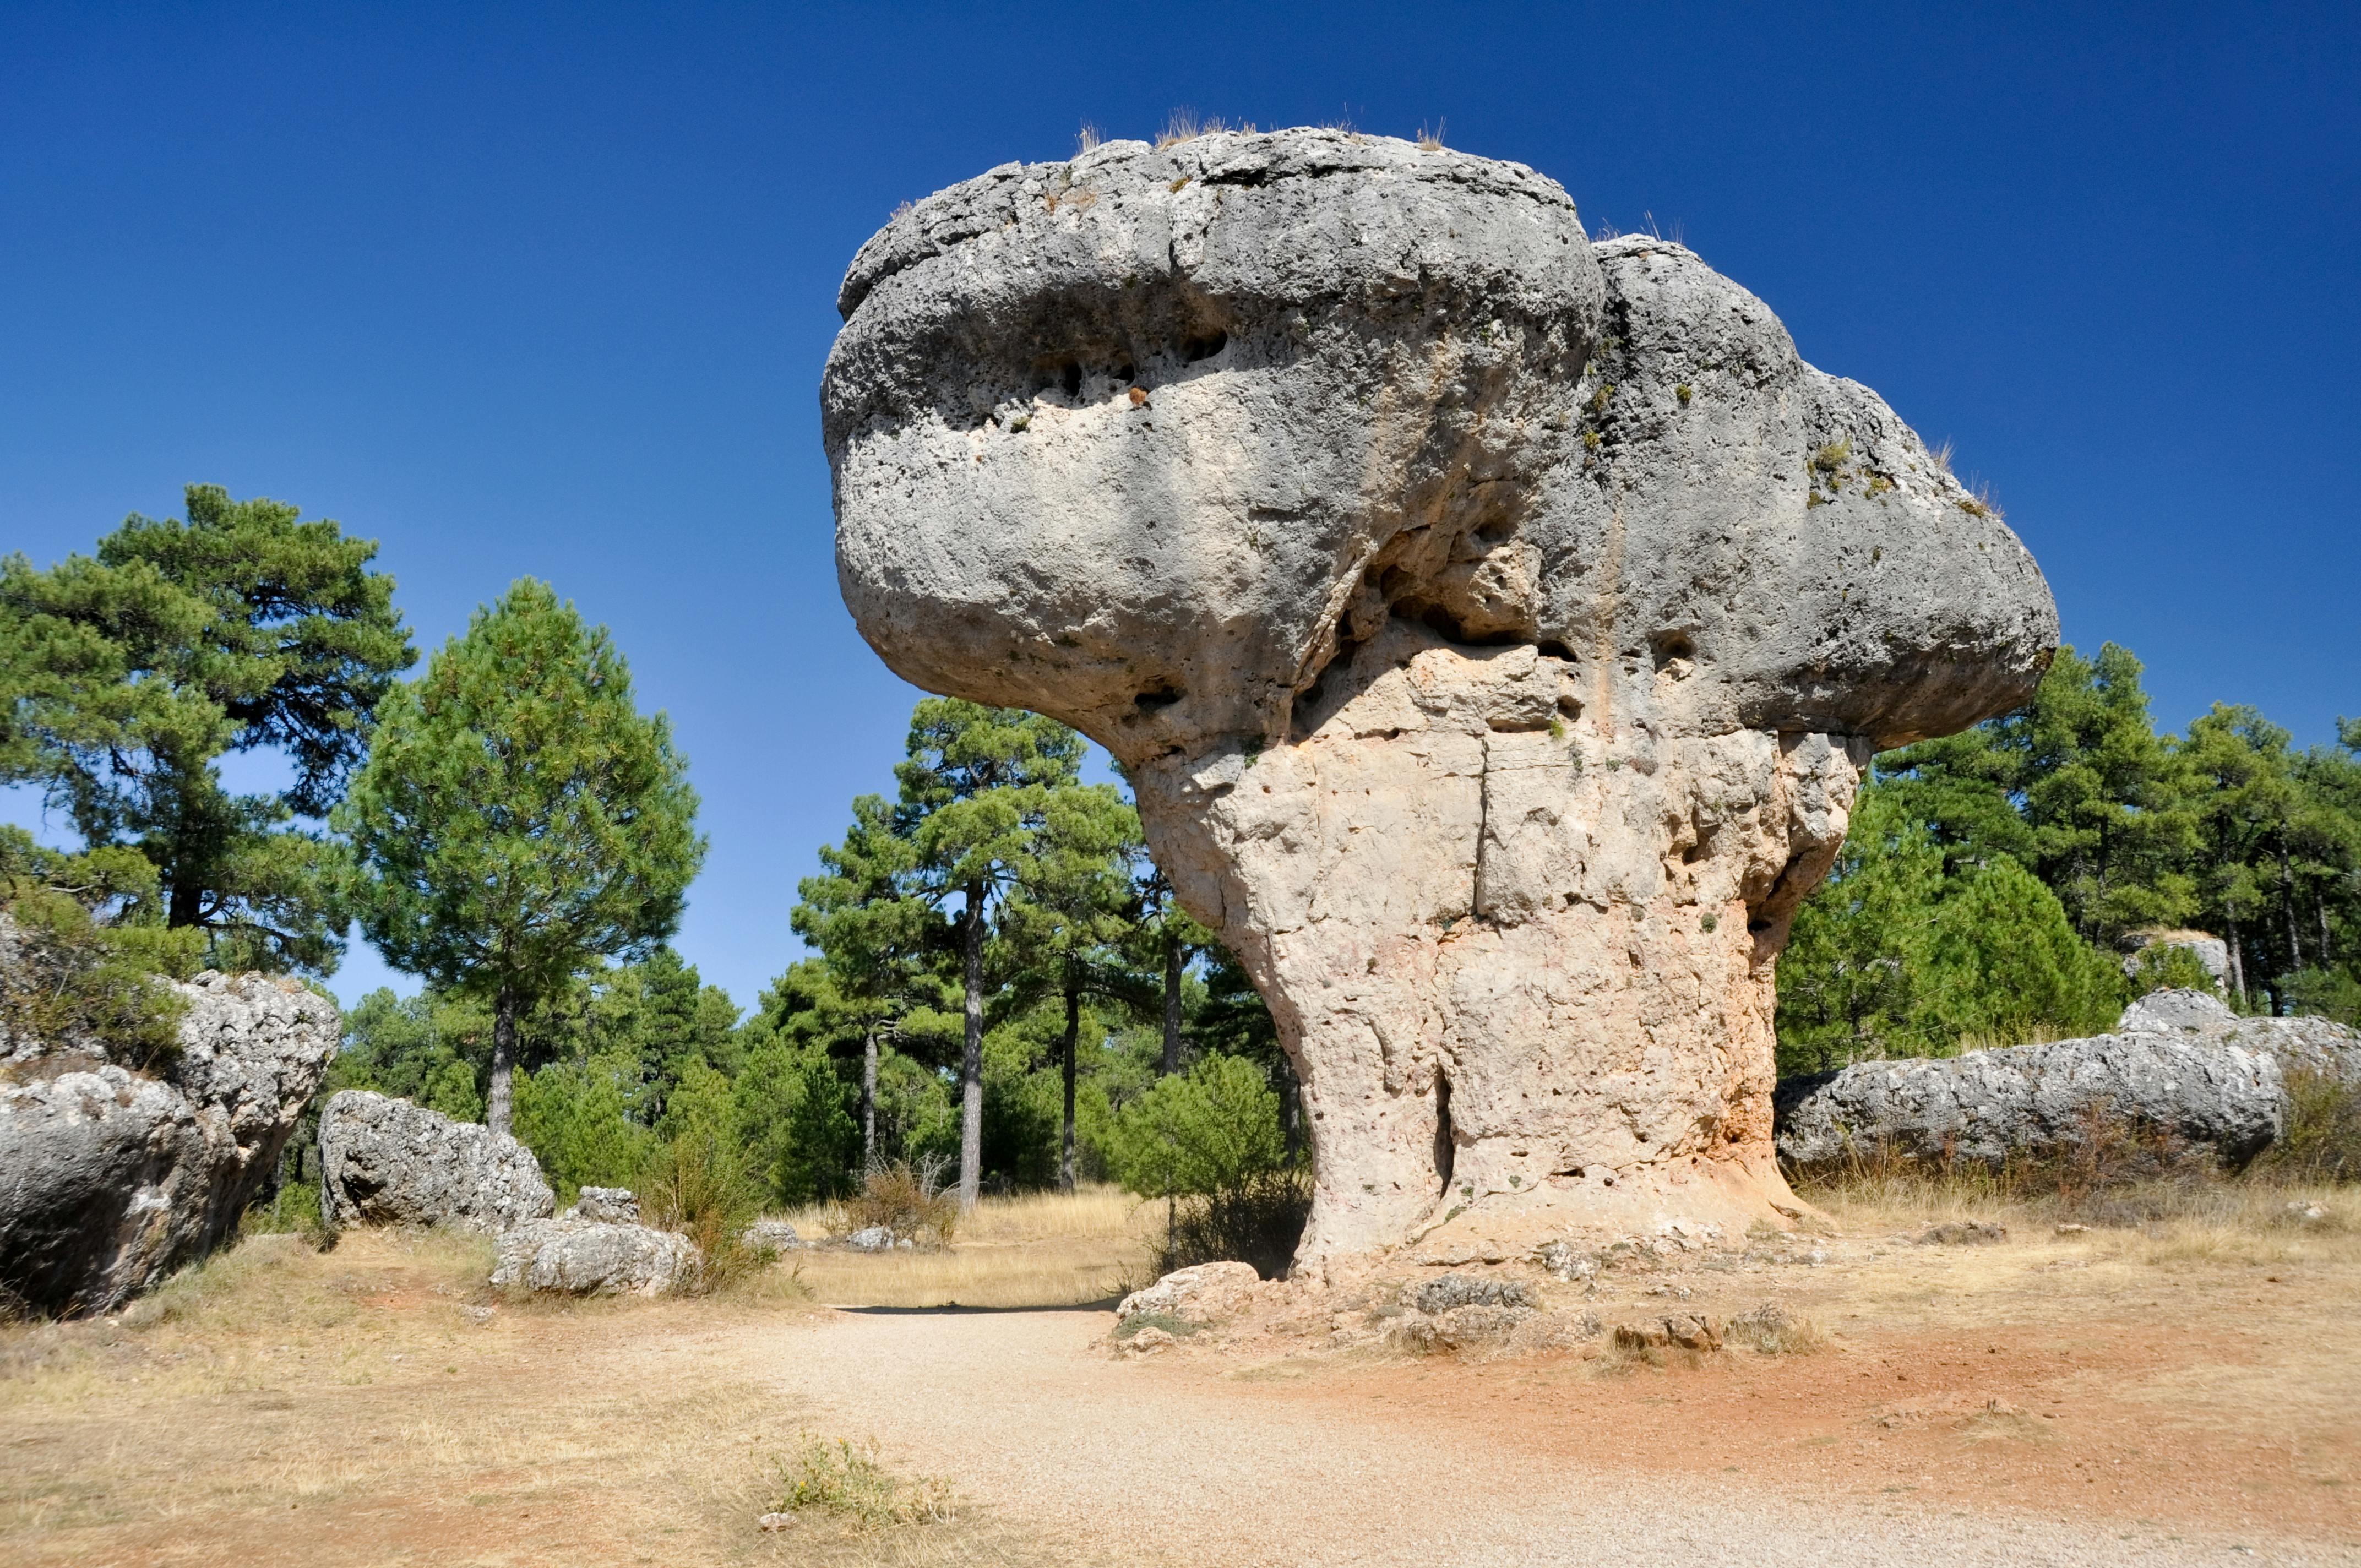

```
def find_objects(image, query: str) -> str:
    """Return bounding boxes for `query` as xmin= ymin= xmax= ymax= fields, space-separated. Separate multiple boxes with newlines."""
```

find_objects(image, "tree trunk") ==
xmin=860 ymin=1024 xmax=878 ymax=1170
xmin=2280 ymin=842 xmax=2304 ymax=972
xmin=1279 ymin=1050 xmax=1304 ymax=1164
xmin=958 ymin=883 xmax=985 ymax=1211
xmin=2226 ymin=903 xmax=2247 ymax=1007
xmin=488 ymin=982 xmax=518 ymax=1136
xmin=166 ymin=880 xmax=203 ymax=930
xmin=1059 ymin=965 xmax=1080 ymax=1194
xmin=1161 ymin=929 xmax=1184 ymax=1076
xmin=2322 ymin=895 xmax=2336 ymax=968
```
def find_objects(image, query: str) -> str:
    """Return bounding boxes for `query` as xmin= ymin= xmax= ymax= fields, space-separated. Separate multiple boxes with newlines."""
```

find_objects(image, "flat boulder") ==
xmin=0 ymin=962 xmax=338 ymax=1316
xmin=318 ymin=1090 xmax=553 ymax=1234
xmin=1775 ymin=993 xmax=2297 ymax=1172
xmin=490 ymin=1216 xmax=700 ymax=1295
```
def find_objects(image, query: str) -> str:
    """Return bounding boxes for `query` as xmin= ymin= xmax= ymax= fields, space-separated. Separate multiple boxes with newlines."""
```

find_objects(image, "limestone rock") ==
xmin=1775 ymin=1000 xmax=2287 ymax=1173
xmin=1408 ymin=1273 xmax=1535 ymax=1313
xmin=318 ymin=1090 xmax=553 ymax=1234
xmin=824 ymin=128 xmax=2058 ymax=1264
xmin=741 ymin=1218 xmax=802 ymax=1251
xmin=0 ymin=968 xmax=338 ymax=1316
xmin=2119 ymin=987 xmax=2361 ymax=1082
xmin=2121 ymin=930 xmax=2231 ymax=987
xmin=1115 ymin=1260 xmax=1262 ymax=1325
xmin=572 ymin=1186 xmax=639 ymax=1223
xmin=489 ymin=1216 xmax=700 ymax=1295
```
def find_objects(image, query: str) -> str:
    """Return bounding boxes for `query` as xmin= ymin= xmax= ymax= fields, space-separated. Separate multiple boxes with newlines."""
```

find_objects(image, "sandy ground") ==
xmin=7 ymin=1195 xmax=2361 ymax=1567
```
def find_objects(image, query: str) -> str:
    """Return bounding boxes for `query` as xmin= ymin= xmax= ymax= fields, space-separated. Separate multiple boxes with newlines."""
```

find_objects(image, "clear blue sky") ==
xmin=5 ymin=3 xmax=2355 ymax=1012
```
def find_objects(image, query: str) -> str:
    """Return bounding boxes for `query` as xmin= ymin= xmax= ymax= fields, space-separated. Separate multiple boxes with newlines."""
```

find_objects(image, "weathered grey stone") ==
xmin=572 ymin=1186 xmax=639 ymax=1223
xmin=1115 ymin=1260 xmax=1261 ymax=1325
xmin=318 ymin=1090 xmax=553 ymax=1234
xmin=825 ymin=129 xmax=2057 ymax=1264
xmin=843 ymin=1224 xmax=899 ymax=1252
xmin=2119 ymin=987 xmax=2361 ymax=1082
xmin=2121 ymin=930 xmax=2231 ymax=987
xmin=1775 ymin=997 xmax=2288 ymax=1172
xmin=741 ymin=1217 xmax=802 ymax=1251
xmin=489 ymin=1216 xmax=700 ymax=1295
xmin=0 ymin=966 xmax=338 ymax=1316
xmin=1408 ymin=1273 xmax=1535 ymax=1313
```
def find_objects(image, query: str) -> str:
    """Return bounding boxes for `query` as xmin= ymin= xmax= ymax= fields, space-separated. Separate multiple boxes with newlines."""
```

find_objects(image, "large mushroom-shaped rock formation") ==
xmin=823 ymin=129 xmax=2057 ymax=1264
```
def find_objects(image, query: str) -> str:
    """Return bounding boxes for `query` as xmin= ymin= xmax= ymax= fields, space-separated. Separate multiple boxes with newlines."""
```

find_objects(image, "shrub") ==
xmin=770 ymin=1432 xmax=953 ymax=1528
xmin=638 ymin=1064 xmax=766 ymax=1292
xmin=2260 ymin=1070 xmax=2361 ymax=1184
xmin=0 ymin=827 xmax=204 ymax=1069
xmin=843 ymin=1155 xmax=958 ymax=1244
xmin=1158 ymin=1167 xmax=1312 ymax=1280
xmin=1104 ymin=1053 xmax=1285 ymax=1199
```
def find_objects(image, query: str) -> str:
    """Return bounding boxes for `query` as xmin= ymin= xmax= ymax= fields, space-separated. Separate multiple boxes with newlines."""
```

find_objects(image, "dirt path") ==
xmin=759 ymin=1305 xmax=2355 ymax=1567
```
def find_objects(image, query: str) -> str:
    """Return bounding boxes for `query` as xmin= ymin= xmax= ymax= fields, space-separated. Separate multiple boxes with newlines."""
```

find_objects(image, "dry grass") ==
xmin=778 ymin=1185 xmax=1158 ymax=1309
xmin=0 ymin=1228 xmax=1070 ymax=1567
xmin=1793 ymin=1163 xmax=2361 ymax=1270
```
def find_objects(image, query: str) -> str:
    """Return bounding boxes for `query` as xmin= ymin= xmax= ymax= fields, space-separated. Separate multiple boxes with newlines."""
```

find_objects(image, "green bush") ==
xmin=1103 ymin=1053 xmax=1284 ymax=1199
xmin=0 ymin=827 xmax=203 ymax=1069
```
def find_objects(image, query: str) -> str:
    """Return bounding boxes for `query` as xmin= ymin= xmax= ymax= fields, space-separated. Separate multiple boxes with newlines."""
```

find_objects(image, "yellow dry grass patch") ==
xmin=777 ymin=1185 xmax=1160 ymax=1308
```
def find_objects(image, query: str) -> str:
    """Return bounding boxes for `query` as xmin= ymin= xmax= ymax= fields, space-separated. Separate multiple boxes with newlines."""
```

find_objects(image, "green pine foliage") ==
xmin=1780 ymin=640 xmax=2361 ymax=1071
xmin=339 ymin=578 xmax=706 ymax=1133
xmin=0 ymin=826 xmax=206 ymax=1068
xmin=0 ymin=485 xmax=415 ymax=974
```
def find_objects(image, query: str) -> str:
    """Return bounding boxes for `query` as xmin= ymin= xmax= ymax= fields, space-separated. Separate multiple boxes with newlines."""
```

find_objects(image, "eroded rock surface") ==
xmin=824 ymin=128 xmax=2057 ymax=1262
xmin=1773 ymin=991 xmax=2329 ymax=1171
xmin=318 ymin=1090 xmax=554 ymax=1234
xmin=0 ymin=965 xmax=338 ymax=1316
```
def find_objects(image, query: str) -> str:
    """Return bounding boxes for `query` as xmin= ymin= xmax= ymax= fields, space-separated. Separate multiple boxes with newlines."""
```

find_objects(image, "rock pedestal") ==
xmin=823 ymin=129 xmax=2057 ymax=1263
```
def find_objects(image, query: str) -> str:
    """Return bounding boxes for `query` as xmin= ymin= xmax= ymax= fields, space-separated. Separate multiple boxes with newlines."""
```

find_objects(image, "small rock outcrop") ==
xmin=1772 ymin=990 xmax=2358 ymax=1172
xmin=318 ymin=1090 xmax=554 ymax=1234
xmin=824 ymin=128 xmax=2057 ymax=1264
xmin=0 ymin=967 xmax=338 ymax=1316
xmin=489 ymin=1216 xmax=701 ymax=1295
xmin=1114 ymin=1261 xmax=1261 ymax=1326
xmin=572 ymin=1186 xmax=639 ymax=1223
xmin=741 ymin=1218 xmax=802 ymax=1251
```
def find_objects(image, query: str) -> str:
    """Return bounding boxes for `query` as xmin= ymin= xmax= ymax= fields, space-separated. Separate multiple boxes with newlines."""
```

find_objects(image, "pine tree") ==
xmin=889 ymin=700 xmax=1084 ymax=1208
xmin=339 ymin=578 xmax=705 ymax=1134
xmin=1005 ymin=781 xmax=1141 ymax=1190
xmin=0 ymin=484 xmax=415 ymax=972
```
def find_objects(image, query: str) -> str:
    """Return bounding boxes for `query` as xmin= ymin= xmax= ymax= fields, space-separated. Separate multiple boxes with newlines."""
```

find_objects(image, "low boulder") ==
xmin=318 ymin=1091 xmax=553 ymax=1234
xmin=1114 ymin=1261 xmax=1260 ymax=1326
xmin=741 ymin=1218 xmax=802 ymax=1252
xmin=0 ymin=967 xmax=338 ymax=1316
xmin=1775 ymin=997 xmax=2288 ymax=1173
xmin=490 ymin=1216 xmax=700 ymax=1295
xmin=572 ymin=1186 xmax=639 ymax=1223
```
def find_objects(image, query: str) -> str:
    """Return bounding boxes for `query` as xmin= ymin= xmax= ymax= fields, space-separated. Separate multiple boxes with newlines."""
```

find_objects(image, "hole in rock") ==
xmin=1060 ymin=362 xmax=1083 ymax=398
xmin=1432 ymin=1068 xmax=1456 ymax=1191
xmin=1180 ymin=330 xmax=1228 ymax=363
xmin=1747 ymin=917 xmax=1772 ymax=934
xmin=1113 ymin=362 xmax=1135 ymax=384
xmin=1133 ymin=686 xmax=1183 ymax=711
xmin=1651 ymin=631 xmax=1695 ymax=669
